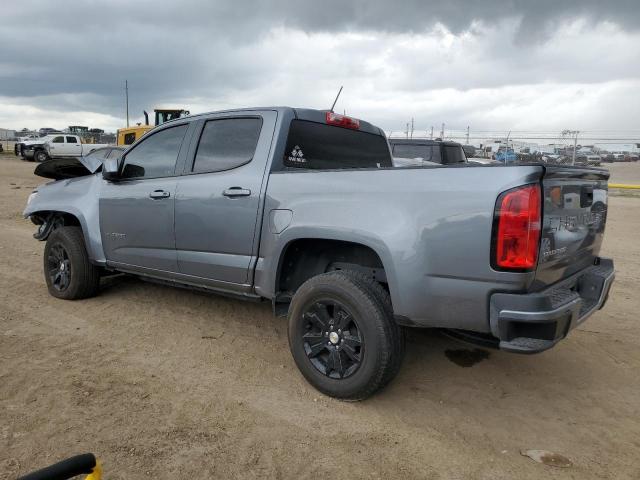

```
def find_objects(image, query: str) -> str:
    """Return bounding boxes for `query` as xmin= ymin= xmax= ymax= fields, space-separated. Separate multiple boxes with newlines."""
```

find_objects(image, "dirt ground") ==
xmin=1 ymin=155 xmax=639 ymax=479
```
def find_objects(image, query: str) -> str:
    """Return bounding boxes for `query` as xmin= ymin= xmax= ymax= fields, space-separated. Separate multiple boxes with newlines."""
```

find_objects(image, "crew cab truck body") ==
xmin=24 ymin=107 xmax=614 ymax=400
xmin=21 ymin=134 xmax=111 ymax=162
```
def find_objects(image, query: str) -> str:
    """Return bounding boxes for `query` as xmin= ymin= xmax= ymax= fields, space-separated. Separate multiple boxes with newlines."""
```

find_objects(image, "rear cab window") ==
xmin=283 ymin=120 xmax=392 ymax=170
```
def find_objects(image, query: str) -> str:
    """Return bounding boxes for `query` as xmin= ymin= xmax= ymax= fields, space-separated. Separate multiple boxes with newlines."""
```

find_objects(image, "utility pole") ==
xmin=406 ymin=122 xmax=410 ymax=139
xmin=562 ymin=130 xmax=580 ymax=165
xmin=125 ymin=80 xmax=129 ymax=128
xmin=440 ymin=123 xmax=445 ymax=139
xmin=466 ymin=126 xmax=470 ymax=145
xmin=430 ymin=126 xmax=434 ymax=139
xmin=410 ymin=117 xmax=414 ymax=139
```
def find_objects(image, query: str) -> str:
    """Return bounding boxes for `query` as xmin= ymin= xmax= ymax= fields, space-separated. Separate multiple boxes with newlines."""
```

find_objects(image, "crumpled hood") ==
xmin=33 ymin=156 xmax=102 ymax=180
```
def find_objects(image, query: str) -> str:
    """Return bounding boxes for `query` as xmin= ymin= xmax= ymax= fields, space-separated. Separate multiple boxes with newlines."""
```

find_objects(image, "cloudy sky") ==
xmin=1 ymin=0 xmax=639 ymax=137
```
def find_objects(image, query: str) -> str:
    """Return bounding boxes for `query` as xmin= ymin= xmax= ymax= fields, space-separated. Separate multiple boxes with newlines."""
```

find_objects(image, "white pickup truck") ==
xmin=20 ymin=134 xmax=111 ymax=162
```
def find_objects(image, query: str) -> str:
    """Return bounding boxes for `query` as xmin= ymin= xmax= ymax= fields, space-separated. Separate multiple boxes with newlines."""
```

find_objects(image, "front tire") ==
xmin=288 ymin=270 xmax=404 ymax=401
xmin=43 ymin=227 xmax=100 ymax=300
xmin=34 ymin=150 xmax=49 ymax=162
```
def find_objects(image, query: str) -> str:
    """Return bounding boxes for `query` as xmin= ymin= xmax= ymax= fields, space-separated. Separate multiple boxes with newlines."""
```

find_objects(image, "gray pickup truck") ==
xmin=24 ymin=107 xmax=615 ymax=400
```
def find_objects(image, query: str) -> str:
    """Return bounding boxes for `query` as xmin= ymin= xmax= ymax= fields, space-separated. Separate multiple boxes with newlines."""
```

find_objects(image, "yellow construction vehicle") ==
xmin=116 ymin=108 xmax=190 ymax=146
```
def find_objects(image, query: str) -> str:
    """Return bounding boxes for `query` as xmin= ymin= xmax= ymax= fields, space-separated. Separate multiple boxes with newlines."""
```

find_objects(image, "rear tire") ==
xmin=288 ymin=270 xmax=404 ymax=401
xmin=43 ymin=227 xmax=100 ymax=300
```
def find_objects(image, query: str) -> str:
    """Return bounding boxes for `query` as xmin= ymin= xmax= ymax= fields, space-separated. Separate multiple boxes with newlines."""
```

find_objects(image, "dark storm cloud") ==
xmin=1 ymin=0 xmax=639 ymax=128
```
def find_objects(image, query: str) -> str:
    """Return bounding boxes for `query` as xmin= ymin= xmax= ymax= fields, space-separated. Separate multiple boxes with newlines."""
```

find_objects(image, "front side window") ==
xmin=121 ymin=124 xmax=187 ymax=179
xmin=192 ymin=118 xmax=262 ymax=173
xmin=52 ymin=136 xmax=64 ymax=143
xmin=66 ymin=136 xmax=77 ymax=143
xmin=283 ymin=120 xmax=392 ymax=170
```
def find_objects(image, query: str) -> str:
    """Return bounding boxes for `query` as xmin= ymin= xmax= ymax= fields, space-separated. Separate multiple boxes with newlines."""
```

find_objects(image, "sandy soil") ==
xmin=1 ymin=155 xmax=639 ymax=479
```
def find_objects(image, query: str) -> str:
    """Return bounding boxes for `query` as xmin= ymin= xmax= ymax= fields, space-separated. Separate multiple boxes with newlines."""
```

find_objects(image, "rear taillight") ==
xmin=492 ymin=184 xmax=541 ymax=271
xmin=325 ymin=111 xmax=360 ymax=130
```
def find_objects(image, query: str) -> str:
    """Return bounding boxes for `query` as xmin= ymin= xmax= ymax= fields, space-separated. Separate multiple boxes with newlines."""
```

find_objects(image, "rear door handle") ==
xmin=149 ymin=190 xmax=170 ymax=199
xmin=223 ymin=187 xmax=251 ymax=198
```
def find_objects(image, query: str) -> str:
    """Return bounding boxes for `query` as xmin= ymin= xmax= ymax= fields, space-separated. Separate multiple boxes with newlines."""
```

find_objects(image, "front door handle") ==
xmin=223 ymin=187 xmax=251 ymax=198
xmin=149 ymin=189 xmax=170 ymax=199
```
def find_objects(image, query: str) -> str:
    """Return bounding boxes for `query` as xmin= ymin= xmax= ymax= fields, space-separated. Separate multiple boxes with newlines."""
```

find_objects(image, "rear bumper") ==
xmin=489 ymin=258 xmax=614 ymax=354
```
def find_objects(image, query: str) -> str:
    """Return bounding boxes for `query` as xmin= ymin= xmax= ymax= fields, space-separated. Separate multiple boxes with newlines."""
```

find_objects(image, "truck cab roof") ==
xmin=162 ymin=106 xmax=386 ymax=137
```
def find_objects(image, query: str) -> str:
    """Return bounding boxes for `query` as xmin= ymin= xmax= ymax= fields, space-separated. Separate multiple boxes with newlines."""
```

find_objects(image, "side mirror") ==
xmin=102 ymin=157 xmax=120 ymax=181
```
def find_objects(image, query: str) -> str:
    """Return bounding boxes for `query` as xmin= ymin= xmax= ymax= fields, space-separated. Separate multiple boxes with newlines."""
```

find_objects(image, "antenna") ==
xmin=330 ymin=86 xmax=343 ymax=112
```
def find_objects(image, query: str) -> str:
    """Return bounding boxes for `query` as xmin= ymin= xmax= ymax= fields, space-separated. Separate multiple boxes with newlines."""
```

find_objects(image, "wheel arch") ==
xmin=271 ymin=234 xmax=399 ymax=314
xmin=29 ymin=208 xmax=103 ymax=264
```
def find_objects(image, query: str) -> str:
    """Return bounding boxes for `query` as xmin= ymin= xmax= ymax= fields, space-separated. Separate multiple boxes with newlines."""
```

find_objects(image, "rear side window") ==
xmin=121 ymin=124 xmax=187 ymax=179
xmin=66 ymin=136 xmax=77 ymax=143
xmin=192 ymin=118 xmax=262 ymax=173
xmin=283 ymin=120 xmax=392 ymax=170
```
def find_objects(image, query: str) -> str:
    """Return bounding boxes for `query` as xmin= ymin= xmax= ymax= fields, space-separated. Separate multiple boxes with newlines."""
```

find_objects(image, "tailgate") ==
xmin=534 ymin=166 xmax=610 ymax=289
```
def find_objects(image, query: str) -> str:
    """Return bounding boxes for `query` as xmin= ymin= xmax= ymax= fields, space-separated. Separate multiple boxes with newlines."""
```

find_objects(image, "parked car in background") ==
xmin=494 ymin=149 xmax=517 ymax=163
xmin=388 ymin=139 xmax=467 ymax=165
xmin=624 ymin=153 xmax=639 ymax=162
xmin=16 ymin=133 xmax=61 ymax=157
xmin=21 ymin=134 xmax=111 ymax=162
xmin=575 ymin=154 xmax=601 ymax=166
xmin=38 ymin=127 xmax=61 ymax=136
xmin=601 ymin=153 xmax=616 ymax=163
xmin=15 ymin=134 xmax=40 ymax=155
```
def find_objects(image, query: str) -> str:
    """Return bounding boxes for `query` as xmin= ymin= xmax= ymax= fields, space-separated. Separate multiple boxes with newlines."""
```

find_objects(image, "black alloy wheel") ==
xmin=301 ymin=299 xmax=363 ymax=379
xmin=47 ymin=243 xmax=71 ymax=292
xmin=43 ymin=226 xmax=101 ymax=300
xmin=288 ymin=270 xmax=405 ymax=400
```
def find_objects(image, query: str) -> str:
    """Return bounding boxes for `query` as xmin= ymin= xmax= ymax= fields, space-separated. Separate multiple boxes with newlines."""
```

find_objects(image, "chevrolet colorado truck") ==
xmin=24 ymin=107 xmax=615 ymax=400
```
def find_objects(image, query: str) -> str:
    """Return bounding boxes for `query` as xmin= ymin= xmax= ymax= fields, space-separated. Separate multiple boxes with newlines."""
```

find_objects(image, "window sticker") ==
xmin=287 ymin=145 xmax=306 ymax=164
